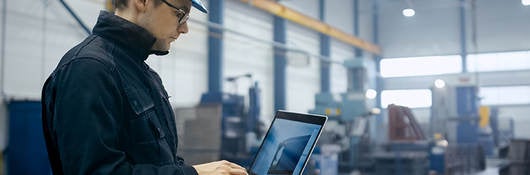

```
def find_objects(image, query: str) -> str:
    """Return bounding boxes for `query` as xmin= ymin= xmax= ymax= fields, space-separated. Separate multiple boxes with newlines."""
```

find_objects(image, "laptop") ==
xmin=249 ymin=111 xmax=327 ymax=175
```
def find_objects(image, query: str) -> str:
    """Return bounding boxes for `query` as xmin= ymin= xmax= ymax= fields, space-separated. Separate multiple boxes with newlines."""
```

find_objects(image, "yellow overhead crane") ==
xmin=239 ymin=0 xmax=381 ymax=55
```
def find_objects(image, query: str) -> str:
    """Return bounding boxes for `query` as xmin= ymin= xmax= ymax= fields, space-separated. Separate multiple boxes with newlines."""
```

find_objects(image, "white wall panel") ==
xmin=330 ymin=40 xmax=353 ymax=93
xmin=224 ymin=0 xmax=274 ymax=120
xmin=5 ymin=1 xmax=46 ymax=99
xmin=285 ymin=22 xmax=319 ymax=113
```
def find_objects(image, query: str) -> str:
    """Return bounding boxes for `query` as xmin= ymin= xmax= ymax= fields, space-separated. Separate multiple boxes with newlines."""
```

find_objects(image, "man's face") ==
xmin=138 ymin=0 xmax=191 ymax=51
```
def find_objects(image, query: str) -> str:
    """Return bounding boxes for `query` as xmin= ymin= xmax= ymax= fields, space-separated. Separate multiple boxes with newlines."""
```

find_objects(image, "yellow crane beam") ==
xmin=239 ymin=0 xmax=381 ymax=55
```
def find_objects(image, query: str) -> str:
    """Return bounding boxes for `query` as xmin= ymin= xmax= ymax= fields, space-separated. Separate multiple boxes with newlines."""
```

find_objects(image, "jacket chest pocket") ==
xmin=125 ymin=88 xmax=173 ymax=164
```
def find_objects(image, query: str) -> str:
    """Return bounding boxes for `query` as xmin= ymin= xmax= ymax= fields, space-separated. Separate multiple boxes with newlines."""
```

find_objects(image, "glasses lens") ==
xmin=163 ymin=0 xmax=188 ymax=25
xmin=179 ymin=14 xmax=189 ymax=25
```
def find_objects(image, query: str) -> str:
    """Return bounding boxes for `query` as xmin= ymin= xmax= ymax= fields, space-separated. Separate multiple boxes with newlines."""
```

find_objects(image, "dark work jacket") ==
xmin=41 ymin=11 xmax=198 ymax=175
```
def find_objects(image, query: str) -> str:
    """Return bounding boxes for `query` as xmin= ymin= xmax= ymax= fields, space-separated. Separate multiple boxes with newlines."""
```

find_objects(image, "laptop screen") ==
xmin=250 ymin=111 xmax=326 ymax=175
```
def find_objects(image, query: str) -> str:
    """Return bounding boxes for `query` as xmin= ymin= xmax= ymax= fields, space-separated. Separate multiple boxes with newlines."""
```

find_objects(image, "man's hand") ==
xmin=193 ymin=160 xmax=248 ymax=175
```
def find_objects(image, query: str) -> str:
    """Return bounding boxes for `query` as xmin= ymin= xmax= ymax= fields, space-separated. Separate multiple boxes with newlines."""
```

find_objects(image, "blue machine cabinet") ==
xmin=455 ymin=86 xmax=479 ymax=144
xmin=7 ymin=101 xmax=51 ymax=175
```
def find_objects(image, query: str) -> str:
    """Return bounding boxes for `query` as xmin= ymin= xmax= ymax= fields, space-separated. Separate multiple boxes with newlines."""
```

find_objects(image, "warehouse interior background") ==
xmin=0 ymin=0 xmax=529 ymax=174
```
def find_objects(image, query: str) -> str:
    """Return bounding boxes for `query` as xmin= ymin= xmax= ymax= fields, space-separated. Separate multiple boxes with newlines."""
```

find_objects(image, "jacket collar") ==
xmin=92 ymin=11 xmax=169 ymax=61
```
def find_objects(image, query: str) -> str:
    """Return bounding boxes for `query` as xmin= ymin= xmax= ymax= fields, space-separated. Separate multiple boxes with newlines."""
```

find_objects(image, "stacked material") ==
xmin=501 ymin=139 xmax=530 ymax=175
xmin=445 ymin=144 xmax=485 ymax=174
xmin=372 ymin=151 xmax=429 ymax=175
xmin=175 ymin=105 xmax=222 ymax=165
xmin=372 ymin=142 xmax=431 ymax=175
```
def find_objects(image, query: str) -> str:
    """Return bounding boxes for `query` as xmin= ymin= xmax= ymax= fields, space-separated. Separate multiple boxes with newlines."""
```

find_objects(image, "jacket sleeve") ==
xmin=52 ymin=58 xmax=198 ymax=175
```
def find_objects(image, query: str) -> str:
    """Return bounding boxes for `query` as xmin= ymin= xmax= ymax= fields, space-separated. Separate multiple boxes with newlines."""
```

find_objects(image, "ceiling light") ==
xmin=523 ymin=0 xmax=530 ymax=6
xmin=402 ymin=8 xmax=415 ymax=17
xmin=365 ymin=89 xmax=377 ymax=99
xmin=434 ymin=79 xmax=446 ymax=89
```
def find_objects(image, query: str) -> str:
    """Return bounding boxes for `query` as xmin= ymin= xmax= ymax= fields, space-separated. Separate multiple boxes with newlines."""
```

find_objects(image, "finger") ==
xmin=222 ymin=160 xmax=246 ymax=170
xmin=216 ymin=165 xmax=231 ymax=172
xmin=229 ymin=168 xmax=248 ymax=175
xmin=219 ymin=160 xmax=231 ymax=166
xmin=230 ymin=163 xmax=246 ymax=170
xmin=218 ymin=168 xmax=230 ymax=175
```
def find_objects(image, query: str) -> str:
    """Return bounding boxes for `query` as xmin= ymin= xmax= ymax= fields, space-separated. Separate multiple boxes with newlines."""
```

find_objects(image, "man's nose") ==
xmin=178 ymin=22 xmax=189 ymax=34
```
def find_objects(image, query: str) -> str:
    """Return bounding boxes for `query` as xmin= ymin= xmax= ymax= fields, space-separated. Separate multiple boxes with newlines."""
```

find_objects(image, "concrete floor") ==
xmin=474 ymin=158 xmax=505 ymax=175
xmin=475 ymin=167 xmax=500 ymax=175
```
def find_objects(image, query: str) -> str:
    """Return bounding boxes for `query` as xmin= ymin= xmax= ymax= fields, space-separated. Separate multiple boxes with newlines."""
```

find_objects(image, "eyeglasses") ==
xmin=160 ymin=0 xmax=189 ymax=25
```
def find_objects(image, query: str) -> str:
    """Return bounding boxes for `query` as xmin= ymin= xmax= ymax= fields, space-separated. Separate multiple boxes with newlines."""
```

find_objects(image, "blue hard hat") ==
xmin=191 ymin=0 xmax=207 ymax=13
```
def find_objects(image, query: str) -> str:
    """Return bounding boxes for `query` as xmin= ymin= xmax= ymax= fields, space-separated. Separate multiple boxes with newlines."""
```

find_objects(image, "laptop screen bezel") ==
xmin=249 ymin=110 xmax=327 ymax=175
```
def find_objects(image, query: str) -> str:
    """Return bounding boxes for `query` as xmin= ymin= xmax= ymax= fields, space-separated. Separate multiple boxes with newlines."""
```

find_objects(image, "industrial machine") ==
xmin=431 ymin=82 xmax=481 ymax=145
xmin=371 ymin=104 xmax=430 ymax=175
xmin=199 ymin=73 xmax=262 ymax=166
xmin=387 ymin=104 xmax=426 ymax=141
xmin=430 ymin=79 xmax=488 ymax=174
xmin=309 ymin=58 xmax=378 ymax=173
xmin=499 ymin=139 xmax=530 ymax=175
xmin=488 ymin=107 xmax=515 ymax=155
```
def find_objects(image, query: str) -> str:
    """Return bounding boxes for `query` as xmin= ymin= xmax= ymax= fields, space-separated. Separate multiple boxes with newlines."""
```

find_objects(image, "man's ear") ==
xmin=132 ymin=0 xmax=150 ymax=12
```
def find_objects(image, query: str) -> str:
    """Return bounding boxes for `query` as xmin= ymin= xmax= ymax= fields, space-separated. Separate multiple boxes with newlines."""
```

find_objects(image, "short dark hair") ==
xmin=112 ymin=0 xmax=163 ymax=10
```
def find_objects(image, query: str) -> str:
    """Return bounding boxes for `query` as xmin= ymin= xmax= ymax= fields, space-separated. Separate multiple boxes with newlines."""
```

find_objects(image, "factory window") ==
xmin=381 ymin=89 xmax=432 ymax=108
xmin=380 ymin=55 xmax=462 ymax=77
xmin=467 ymin=51 xmax=530 ymax=72
xmin=480 ymin=86 xmax=530 ymax=105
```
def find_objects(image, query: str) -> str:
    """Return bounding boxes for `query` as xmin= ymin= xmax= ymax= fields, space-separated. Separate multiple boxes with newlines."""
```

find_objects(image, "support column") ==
xmin=273 ymin=16 xmax=286 ymax=111
xmin=319 ymin=0 xmax=330 ymax=93
xmin=460 ymin=0 xmax=468 ymax=73
xmin=203 ymin=0 xmax=224 ymax=102
xmin=373 ymin=0 xmax=382 ymax=109
xmin=373 ymin=0 xmax=384 ymax=143
xmin=353 ymin=0 xmax=362 ymax=58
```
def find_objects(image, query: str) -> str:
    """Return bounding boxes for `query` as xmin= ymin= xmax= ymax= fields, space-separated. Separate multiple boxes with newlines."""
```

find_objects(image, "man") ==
xmin=41 ymin=0 xmax=248 ymax=174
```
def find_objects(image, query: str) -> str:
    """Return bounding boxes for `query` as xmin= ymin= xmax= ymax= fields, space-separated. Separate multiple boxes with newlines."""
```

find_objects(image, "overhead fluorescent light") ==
xmin=523 ymin=0 xmax=530 ymax=6
xmin=402 ymin=8 xmax=415 ymax=17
